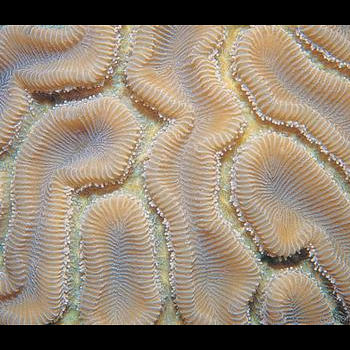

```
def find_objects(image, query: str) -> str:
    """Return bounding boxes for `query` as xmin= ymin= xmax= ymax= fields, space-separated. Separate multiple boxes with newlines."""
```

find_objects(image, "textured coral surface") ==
xmin=0 ymin=25 xmax=349 ymax=325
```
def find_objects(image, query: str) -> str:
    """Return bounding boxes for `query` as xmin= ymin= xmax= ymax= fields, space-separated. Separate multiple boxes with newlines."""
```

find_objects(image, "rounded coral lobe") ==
xmin=0 ymin=97 xmax=140 ymax=325
xmin=127 ymin=25 xmax=260 ymax=325
xmin=0 ymin=25 xmax=119 ymax=155
xmin=297 ymin=25 xmax=350 ymax=69
xmin=80 ymin=195 xmax=161 ymax=326
xmin=234 ymin=25 xmax=350 ymax=179
xmin=233 ymin=132 xmax=350 ymax=313
xmin=262 ymin=271 xmax=333 ymax=326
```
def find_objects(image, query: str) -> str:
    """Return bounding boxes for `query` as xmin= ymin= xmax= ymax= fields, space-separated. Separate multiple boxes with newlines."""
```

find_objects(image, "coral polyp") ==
xmin=0 ymin=25 xmax=349 ymax=325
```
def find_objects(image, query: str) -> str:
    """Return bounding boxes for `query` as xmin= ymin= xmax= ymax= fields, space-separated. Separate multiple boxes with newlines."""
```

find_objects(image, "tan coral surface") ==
xmin=262 ymin=271 xmax=333 ymax=325
xmin=0 ymin=25 xmax=348 ymax=325
xmin=80 ymin=194 xmax=161 ymax=325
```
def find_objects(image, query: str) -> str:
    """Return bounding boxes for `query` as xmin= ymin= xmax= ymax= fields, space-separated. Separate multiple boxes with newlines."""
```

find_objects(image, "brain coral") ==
xmin=0 ymin=25 xmax=118 ymax=155
xmin=0 ymin=24 xmax=349 ymax=326
xmin=128 ymin=25 xmax=260 ymax=325
xmin=262 ymin=271 xmax=333 ymax=325
xmin=297 ymin=25 xmax=350 ymax=69
xmin=233 ymin=133 xmax=350 ymax=313
xmin=234 ymin=25 xmax=350 ymax=178
xmin=0 ymin=97 xmax=140 ymax=325
xmin=80 ymin=195 xmax=161 ymax=325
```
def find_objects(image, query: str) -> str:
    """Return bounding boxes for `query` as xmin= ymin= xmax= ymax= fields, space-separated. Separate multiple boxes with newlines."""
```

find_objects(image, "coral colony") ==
xmin=0 ymin=25 xmax=349 ymax=325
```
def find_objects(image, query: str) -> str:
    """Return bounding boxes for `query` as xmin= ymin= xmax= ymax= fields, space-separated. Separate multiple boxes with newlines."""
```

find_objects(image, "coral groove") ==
xmin=262 ymin=271 xmax=333 ymax=325
xmin=0 ymin=170 xmax=5 ymax=219
xmin=128 ymin=25 xmax=260 ymax=325
xmin=80 ymin=195 xmax=161 ymax=325
xmin=0 ymin=25 xmax=118 ymax=154
xmin=0 ymin=97 xmax=140 ymax=325
xmin=234 ymin=25 xmax=350 ymax=177
xmin=233 ymin=133 xmax=350 ymax=312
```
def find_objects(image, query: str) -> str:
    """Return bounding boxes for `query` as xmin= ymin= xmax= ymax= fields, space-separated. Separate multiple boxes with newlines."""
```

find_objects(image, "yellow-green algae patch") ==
xmin=0 ymin=25 xmax=348 ymax=325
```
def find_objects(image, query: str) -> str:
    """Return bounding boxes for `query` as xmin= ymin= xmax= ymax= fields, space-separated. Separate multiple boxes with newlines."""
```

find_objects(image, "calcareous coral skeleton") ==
xmin=0 ymin=25 xmax=348 ymax=325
